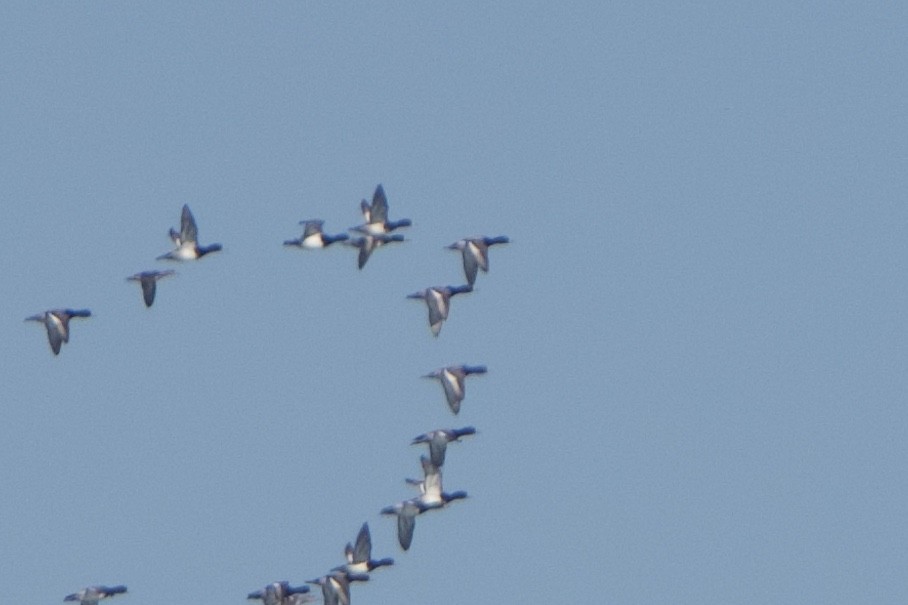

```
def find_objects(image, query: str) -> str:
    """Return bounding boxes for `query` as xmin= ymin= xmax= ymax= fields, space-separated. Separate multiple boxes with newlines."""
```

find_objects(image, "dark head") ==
xmin=463 ymin=365 xmax=488 ymax=375
xmin=448 ymin=284 xmax=473 ymax=296
xmin=386 ymin=218 xmax=412 ymax=231
xmin=198 ymin=243 xmax=222 ymax=256
xmin=444 ymin=490 xmax=469 ymax=503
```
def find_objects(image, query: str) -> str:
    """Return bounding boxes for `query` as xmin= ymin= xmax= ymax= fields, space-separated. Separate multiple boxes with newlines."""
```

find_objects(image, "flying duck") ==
xmin=247 ymin=582 xmax=313 ymax=605
xmin=25 ymin=308 xmax=91 ymax=355
xmin=406 ymin=285 xmax=472 ymax=336
xmin=447 ymin=236 xmax=509 ymax=285
xmin=63 ymin=586 xmax=127 ymax=605
xmin=406 ymin=455 xmax=468 ymax=509
xmin=353 ymin=184 xmax=412 ymax=235
xmin=411 ymin=426 xmax=477 ymax=467
xmin=157 ymin=204 xmax=222 ymax=261
xmin=422 ymin=365 xmax=487 ymax=414
xmin=333 ymin=522 xmax=394 ymax=575
xmin=284 ymin=220 xmax=349 ymax=249
xmin=126 ymin=270 xmax=174 ymax=307
xmin=345 ymin=233 xmax=404 ymax=269
xmin=306 ymin=571 xmax=369 ymax=605
xmin=380 ymin=498 xmax=424 ymax=551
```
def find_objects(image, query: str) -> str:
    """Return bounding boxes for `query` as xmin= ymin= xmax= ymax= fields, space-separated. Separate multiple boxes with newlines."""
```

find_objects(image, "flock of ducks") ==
xmin=37 ymin=185 xmax=508 ymax=605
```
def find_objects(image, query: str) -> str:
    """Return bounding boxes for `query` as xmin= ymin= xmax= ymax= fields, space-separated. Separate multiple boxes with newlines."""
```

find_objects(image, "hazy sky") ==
xmin=1 ymin=2 xmax=906 ymax=604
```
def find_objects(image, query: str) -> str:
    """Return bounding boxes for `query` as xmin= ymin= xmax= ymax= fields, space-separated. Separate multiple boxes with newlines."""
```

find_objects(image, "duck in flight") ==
xmin=345 ymin=233 xmax=404 ymax=269
xmin=127 ymin=270 xmax=174 ymax=307
xmin=354 ymin=184 xmax=411 ymax=235
xmin=306 ymin=571 xmax=369 ymax=605
xmin=284 ymin=220 xmax=349 ymax=249
xmin=406 ymin=285 xmax=472 ymax=336
xmin=25 ymin=308 xmax=91 ymax=355
xmin=333 ymin=522 xmax=394 ymax=575
xmin=63 ymin=586 xmax=127 ymax=605
xmin=422 ymin=365 xmax=487 ymax=414
xmin=157 ymin=204 xmax=222 ymax=261
xmin=380 ymin=498 xmax=424 ymax=551
xmin=385 ymin=459 xmax=468 ymax=550
xmin=447 ymin=236 xmax=509 ymax=285
xmin=411 ymin=426 xmax=477 ymax=467
xmin=406 ymin=455 xmax=469 ymax=509
xmin=247 ymin=582 xmax=313 ymax=605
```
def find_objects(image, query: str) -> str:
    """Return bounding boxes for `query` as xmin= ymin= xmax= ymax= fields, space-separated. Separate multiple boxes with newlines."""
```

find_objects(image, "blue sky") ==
xmin=1 ymin=2 xmax=906 ymax=603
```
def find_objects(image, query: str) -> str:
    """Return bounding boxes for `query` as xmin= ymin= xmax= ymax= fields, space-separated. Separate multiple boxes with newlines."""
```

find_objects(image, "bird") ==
xmin=386 ymin=460 xmax=468 ymax=550
xmin=157 ymin=204 xmax=222 ymax=261
xmin=447 ymin=236 xmax=509 ymax=286
xmin=411 ymin=426 xmax=477 ymax=467
xmin=333 ymin=522 xmax=394 ymax=575
xmin=345 ymin=233 xmax=404 ymax=269
xmin=63 ymin=586 xmax=127 ymax=605
xmin=126 ymin=270 xmax=175 ymax=307
xmin=353 ymin=184 xmax=411 ymax=235
xmin=284 ymin=220 xmax=349 ymax=249
xmin=380 ymin=498 xmax=424 ymax=551
xmin=247 ymin=582 xmax=313 ymax=605
xmin=25 ymin=308 xmax=91 ymax=355
xmin=405 ymin=454 xmax=442 ymax=498
xmin=307 ymin=571 xmax=369 ymax=605
xmin=422 ymin=365 xmax=487 ymax=414
xmin=406 ymin=285 xmax=472 ymax=336
xmin=406 ymin=455 xmax=468 ymax=509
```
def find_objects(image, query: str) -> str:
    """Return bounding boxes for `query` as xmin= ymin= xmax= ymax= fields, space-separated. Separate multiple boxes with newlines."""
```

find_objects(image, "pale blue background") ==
xmin=1 ymin=2 xmax=906 ymax=604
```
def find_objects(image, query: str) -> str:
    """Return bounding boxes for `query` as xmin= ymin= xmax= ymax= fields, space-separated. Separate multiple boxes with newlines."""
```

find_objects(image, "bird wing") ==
xmin=301 ymin=220 xmax=323 ymax=238
xmin=353 ymin=522 xmax=372 ymax=562
xmin=462 ymin=245 xmax=481 ymax=285
xmin=141 ymin=276 xmax=157 ymax=307
xmin=180 ymin=204 xmax=198 ymax=244
xmin=45 ymin=317 xmax=64 ymax=355
xmin=429 ymin=440 xmax=447 ymax=467
xmin=397 ymin=512 xmax=415 ymax=551
xmin=370 ymin=185 xmax=388 ymax=224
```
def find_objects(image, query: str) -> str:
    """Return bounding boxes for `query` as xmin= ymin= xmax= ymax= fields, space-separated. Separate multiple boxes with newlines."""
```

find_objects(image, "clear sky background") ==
xmin=0 ymin=2 xmax=906 ymax=604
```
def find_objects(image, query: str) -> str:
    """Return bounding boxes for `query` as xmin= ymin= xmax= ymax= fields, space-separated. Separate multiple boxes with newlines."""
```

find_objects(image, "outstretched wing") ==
xmin=397 ymin=513 xmax=415 ymax=551
xmin=180 ymin=204 xmax=198 ymax=244
xmin=141 ymin=277 xmax=157 ymax=307
xmin=370 ymin=185 xmax=388 ymax=224
xmin=352 ymin=522 xmax=371 ymax=563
